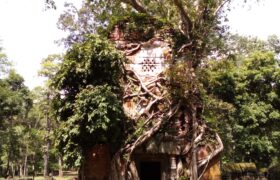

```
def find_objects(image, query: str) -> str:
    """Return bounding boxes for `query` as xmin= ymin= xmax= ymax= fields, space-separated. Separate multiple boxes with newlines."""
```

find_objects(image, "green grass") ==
xmin=0 ymin=172 xmax=78 ymax=180
xmin=0 ymin=176 xmax=77 ymax=180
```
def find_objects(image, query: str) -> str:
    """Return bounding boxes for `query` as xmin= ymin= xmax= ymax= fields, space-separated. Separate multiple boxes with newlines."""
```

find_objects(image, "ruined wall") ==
xmin=83 ymin=145 xmax=111 ymax=180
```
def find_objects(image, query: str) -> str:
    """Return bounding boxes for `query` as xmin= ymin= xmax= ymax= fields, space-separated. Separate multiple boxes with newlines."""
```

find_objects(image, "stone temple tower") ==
xmin=108 ymin=21 xmax=221 ymax=180
xmin=82 ymin=19 xmax=222 ymax=180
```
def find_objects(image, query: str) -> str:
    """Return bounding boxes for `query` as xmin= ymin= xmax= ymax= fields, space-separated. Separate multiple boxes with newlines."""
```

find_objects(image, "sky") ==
xmin=0 ymin=0 xmax=81 ymax=88
xmin=228 ymin=0 xmax=280 ymax=39
xmin=0 ymin=0 xmax=279 ymax=89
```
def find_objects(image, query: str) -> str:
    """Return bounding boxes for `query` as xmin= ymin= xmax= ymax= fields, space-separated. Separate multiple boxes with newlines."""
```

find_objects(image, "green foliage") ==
xmin=125 ymin=118 xmax=145 ymax=144
xmin=53 ymin=35 xmax=124 ymax=121
xmin=165 ymin=61 xmax=201 ymax=105
xmin=59 ymin=0 xmax=232 ymax=63
xmin=0 ymin=70 xmax=34 ymax=176
xmin=74 ymin=85 xmax=123 ymax=144
xmin=221 ymin=34 xmax=280 ymax=60
xmin=52 ymin=35 xmax=126 ymax=167
xmin=201 ymin=50 xmax=280 ymax=167
xmin=0 ymin=52 xmax=11 ymax=77
xmin=57 ymin=2 xmax=96 ymax=46
xmin=53 ymin=35 xmax=124 ymax=91
xmin=268 ymin=35 xmax=280 ymax=54
xmin=39 ymin=54 xmax=62 ymax=86
xmin=178 ymin=176 xmax=188 ymax=180
xmin=57 ymin=85 xmax=124 ymax=167
xmin=0 ymin=70 xmax=32 ymax=124
xmin=106 ymin=12 xmax=168 ymax=39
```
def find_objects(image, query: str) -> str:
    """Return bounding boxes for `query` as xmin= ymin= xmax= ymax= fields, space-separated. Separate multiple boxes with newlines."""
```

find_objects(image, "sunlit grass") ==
xmin=0 ymin=172 xmax=78 ymax=180
xmin=0 ymin=176 xmax=77 ymax=180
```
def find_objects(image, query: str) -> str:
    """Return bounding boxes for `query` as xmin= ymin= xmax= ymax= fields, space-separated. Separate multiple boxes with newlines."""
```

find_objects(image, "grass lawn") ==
xmin=0 ymin=171 xmax=78 ymax=180
xmin=0 ymin=176 xmax=77 ymax=180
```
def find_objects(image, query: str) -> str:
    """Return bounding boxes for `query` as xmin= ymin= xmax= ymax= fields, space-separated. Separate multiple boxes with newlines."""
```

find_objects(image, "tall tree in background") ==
xmin=0 ymin=45 xmax=62 ymax=178
xmin=235 ymin=52 xmax=280 ymax=167
xmin=200 ymin=35 xmax=280 ymax=167
xmin=0 ymin=46 xmax=33 ymax=178
xmin=39 ymin=54 xmax=63 ymax=179
xmin=0 ymin=70 xmax=32 ymax=178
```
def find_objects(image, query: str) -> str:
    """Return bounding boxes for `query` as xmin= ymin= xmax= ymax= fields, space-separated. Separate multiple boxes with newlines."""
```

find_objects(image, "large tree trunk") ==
xmin=5 ymin=151 xmax=11 ymax=178
xmin=23 ymin=146 xmax=28 ymax=176
xmin=19 ymin=164 xmax=23 ymax=177
xmin=43 ymin=137 xmax=50 ymax=179
xmin=11 ymin=162 xmax=15 ymax=178
xmin=32 ymin=154 xmax=36 ymax=180
xmin=109 ymin=153 xmax=125 ymax=180
xmin=44 ymin=93 xmax=52 ymax=180
xmin=78 ymin=162 xmax=85 ymax=180
xmin=43 ymin=115 xmax=51 ymax=179
xmin=5 ymin=118 xmax=13 ymax=178
xmin=58 ymin=155 xmax=63 ymax=177
xmin=191 ymin=105 xmax=198 ymax=180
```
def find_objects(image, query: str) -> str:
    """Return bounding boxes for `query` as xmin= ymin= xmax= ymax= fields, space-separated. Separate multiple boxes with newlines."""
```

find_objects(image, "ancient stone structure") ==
xmin=84 ymin=145 xmax=111 ymax=180
xmin=107 ymin=23 xmax=222 ymax=180
xmin=82 ymin=19 xmax=222 ymax=180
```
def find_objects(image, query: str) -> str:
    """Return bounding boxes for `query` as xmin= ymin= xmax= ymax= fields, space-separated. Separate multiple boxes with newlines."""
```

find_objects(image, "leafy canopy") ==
xmin=201 ymin=50 xmax=280 ymax=167
xmin=52 ymin=35 xmax=126 ymax=166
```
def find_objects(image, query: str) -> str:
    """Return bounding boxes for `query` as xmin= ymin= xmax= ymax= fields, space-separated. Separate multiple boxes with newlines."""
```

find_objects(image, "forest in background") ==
xmin=1 ymin=0 xmax=280 ymax=179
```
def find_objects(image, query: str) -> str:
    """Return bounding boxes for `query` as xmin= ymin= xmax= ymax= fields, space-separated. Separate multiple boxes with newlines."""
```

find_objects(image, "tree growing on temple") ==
xmin=50 ymin=0 xmax=254 ymax=179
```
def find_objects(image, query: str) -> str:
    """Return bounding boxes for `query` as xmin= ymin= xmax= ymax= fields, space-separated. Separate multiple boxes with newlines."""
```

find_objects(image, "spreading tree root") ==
xmin=109 ymin=68 xmax=223 ymax=180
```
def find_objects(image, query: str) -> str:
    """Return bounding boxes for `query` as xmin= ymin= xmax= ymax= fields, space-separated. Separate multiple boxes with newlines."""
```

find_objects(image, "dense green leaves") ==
xmin=74 ymin=85 xmax=123 ymax=138
xmin=0 ymin=52 xmax=11 ymax=77
xmin=201 ymin=50 xmax=280 ymax=167
xmin=0 ymin=69 xmax=33 ymax=177
xmin=0 ymin=70 xmax=32 ymax=127
xmin=53 ymin=35 xmax=124 ymax=91
xmin=53 ymin=35 xmax=124 ymax=121
xmin=52 ymin=35 xmax=125 ymax=166
xmin=57 ymin=0 xmax=233 ymax=67
xmin=57 ymin=85 xmax=124 ymax=166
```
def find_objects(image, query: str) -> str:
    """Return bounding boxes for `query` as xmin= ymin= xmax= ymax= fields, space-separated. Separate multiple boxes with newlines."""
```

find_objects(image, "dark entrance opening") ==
xmin=139 ymin=161 xmax=161 ymax=180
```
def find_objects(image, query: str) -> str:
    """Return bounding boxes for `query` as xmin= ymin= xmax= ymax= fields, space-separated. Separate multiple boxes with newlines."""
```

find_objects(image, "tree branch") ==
xmin=125 ymin=44 xmax=141 ymax=56
xmin=178 ymin=42 xmax=193 ymax=54
xmin=123 ymin=102 xmax=181 ymax=160
xmin=121 ymin=0 xmax=148 ymax=14
xmin=123 ymin=92 xmax=147 ymax=99
xmin=194 ymin=126 xmax=205 ymax=145
xmin=197 ymin=133 xmax=224 ymax=169
xmin=173 ymin=0 xmax=193 ymax=36
xmin=214 ymin=0 xmax=231 ymax=15
xmin=127 ymin=69 xmax=162 ymax=99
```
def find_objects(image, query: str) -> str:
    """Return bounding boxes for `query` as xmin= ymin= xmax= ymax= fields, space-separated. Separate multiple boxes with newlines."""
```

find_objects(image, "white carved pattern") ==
xmin=141 ymin=59 xmax=156 ymax=72
xmin=129 ymin=46 xmax=167 ymax=82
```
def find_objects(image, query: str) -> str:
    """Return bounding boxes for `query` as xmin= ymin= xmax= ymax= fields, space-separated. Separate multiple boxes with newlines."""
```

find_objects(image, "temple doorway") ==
xmin=139 ymin=161 xmax=161 ymax=180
